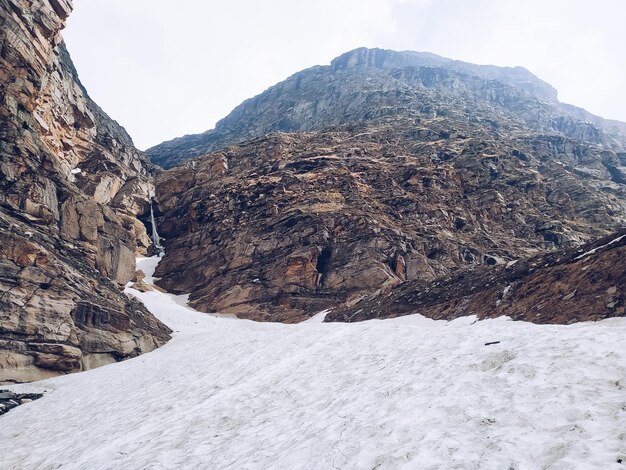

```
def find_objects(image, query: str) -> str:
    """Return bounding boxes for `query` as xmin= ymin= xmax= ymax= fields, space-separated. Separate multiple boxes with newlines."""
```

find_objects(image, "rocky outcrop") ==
xmin=326 ymin=230 xmax=626 ymax=324
xmin=147 ymin=48 xmax=626 ymax=169
xmin=0 ymin=0 xmax=171 ymax=384
xmin=148 ymin=46 xmax=626 ymax=323
xmin=153 ymin=119 xmax=626 ymax=322
xmin=0 ymin=389 xmax=43 ymax=415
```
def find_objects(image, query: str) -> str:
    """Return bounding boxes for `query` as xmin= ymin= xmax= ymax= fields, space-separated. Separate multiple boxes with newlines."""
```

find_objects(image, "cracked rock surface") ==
xmin=0 ymin=0 xmax=171 ymax=383
xmin=153 ymin=120 xmax=626 ymax=322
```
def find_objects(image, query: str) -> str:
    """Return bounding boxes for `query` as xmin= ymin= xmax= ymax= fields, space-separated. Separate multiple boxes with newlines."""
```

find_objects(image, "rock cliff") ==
xmin=147 ymin=48 xmax=626 ymax=169
xmin=148 ymin=46 xmax=626 ymax=323
xmin=0 ymin=0 xmax=171 ymax=383
xmin=326 ymin=230 xmax=626 ymax=324
xmin=153 ymin=118 xmax=626 ymax=322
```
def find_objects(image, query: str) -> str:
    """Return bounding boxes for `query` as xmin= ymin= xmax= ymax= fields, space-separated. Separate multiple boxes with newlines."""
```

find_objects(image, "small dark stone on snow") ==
xmin=0 ymin=389 xmax=44 ymax=416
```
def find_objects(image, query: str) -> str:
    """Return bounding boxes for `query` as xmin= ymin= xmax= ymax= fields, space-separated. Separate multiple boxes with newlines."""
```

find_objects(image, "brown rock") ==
xmin=0 ymin=0 xmax=171 ymax=383
xmin=153 ymin=124 xmax=626 ymax=322
xmin=327 ymin=230 xmax=626 ymax=324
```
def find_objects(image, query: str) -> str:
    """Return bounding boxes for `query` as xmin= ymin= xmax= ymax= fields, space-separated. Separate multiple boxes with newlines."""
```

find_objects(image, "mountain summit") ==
xmin=147 ymin=47 xmax=626 ymax=169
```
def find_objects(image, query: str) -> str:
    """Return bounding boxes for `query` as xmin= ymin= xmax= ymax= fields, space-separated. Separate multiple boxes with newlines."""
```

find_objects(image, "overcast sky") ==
xmin=64 ymin=0 xmax=626 ymax=150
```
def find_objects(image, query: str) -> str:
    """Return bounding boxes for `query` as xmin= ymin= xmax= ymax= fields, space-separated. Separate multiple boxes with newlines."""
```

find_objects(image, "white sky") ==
xmin=64 ymin=0 xmax=626 ymax=150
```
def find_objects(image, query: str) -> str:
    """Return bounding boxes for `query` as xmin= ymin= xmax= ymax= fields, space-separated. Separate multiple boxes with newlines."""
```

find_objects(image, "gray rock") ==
xmin=147 ymin=48 xmax=626 ymax=169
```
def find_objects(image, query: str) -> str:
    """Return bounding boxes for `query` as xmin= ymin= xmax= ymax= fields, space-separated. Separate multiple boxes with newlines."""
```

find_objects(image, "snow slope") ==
xmin=1 ymin=257 xmax=625 ymax=469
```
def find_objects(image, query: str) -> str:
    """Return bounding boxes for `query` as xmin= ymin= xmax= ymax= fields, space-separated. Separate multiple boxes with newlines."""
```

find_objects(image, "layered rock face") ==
xmin=147 ymin=48 xmax=626 ymax=169
xmin=326 ymin=230 xmax=626 ymax=324
xmin=0 ymin=0 xmax=171 ymax=383
xmin=153 ymin=117 xmax=626 ymax=322
xmin=149 ymin=47 xmax=626 ymax=323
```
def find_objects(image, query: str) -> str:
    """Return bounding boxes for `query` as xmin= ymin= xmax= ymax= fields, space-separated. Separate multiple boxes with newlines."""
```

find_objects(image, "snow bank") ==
xmin=574 ymin=234 xmax=626 ymax=260
xmin=1 ymin=257 xmax=625 ymax=469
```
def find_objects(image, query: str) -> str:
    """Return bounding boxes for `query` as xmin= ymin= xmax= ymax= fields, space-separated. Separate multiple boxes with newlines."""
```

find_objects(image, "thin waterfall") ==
xmin=148 ymin=191 xmax=164 ymax=254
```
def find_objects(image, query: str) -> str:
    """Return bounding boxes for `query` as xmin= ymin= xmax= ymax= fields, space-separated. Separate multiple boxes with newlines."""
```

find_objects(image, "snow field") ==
xmin=0 ymin=257 xmax=625 ymax=469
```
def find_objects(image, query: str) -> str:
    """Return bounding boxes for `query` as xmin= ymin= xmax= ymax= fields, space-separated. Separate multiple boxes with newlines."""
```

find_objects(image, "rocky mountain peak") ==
xmin=144 ymin=47 xmax=626 ymax=322
xmin=331 ymin=47 xmax=558 ymax=102
xmin=330 ymin=47 xmax=441 ymax=70
xmin=147 ymin=47 xmax=621 ymax=169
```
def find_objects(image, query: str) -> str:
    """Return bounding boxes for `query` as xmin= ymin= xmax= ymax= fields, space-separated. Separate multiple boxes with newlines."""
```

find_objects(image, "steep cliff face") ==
xmin=153 ymin=118 xmax=626 ymax=322
xmin=147 ymin=48 xmax=626 ymax=169
xmin=326 ymin=230 xmax=626 ymax=324
xmin=0 ymin=0 xmax=171 ymax=383
xmin=148 ymin=45 xmax=626 ymax=323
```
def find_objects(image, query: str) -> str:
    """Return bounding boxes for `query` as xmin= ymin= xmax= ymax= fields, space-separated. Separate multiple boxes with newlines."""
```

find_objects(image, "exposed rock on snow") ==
xmin=0 ymin=389 xmax=43 ymax=415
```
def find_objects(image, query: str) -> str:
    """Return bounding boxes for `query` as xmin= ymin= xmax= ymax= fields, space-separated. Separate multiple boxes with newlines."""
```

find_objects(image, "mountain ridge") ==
xmin=147 ymin=46 xmax=626 ymax=322
xmin=147 ymin=47 xmax=626 ymax=169
xmin=152 ymin=117 xmax=626 ymax=321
